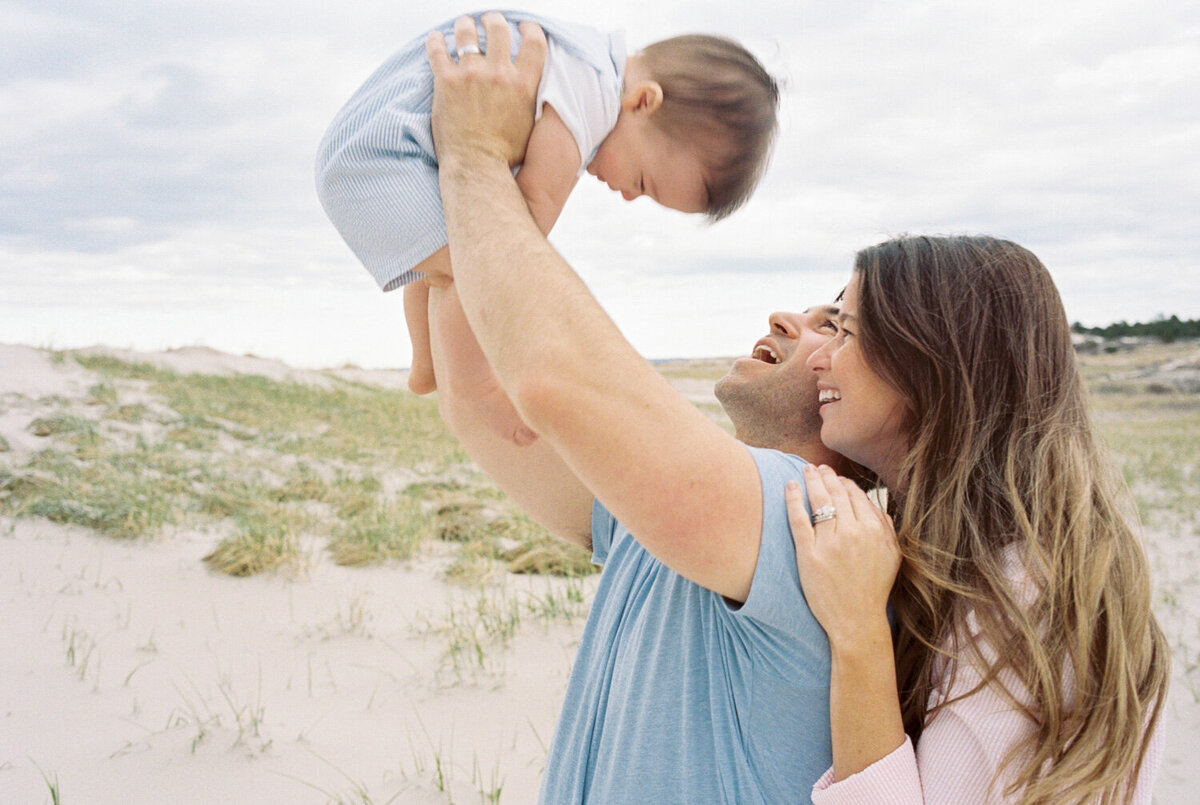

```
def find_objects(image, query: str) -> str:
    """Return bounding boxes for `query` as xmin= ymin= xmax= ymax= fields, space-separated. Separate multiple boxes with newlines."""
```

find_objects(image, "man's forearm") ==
xmin=439 ymin=152 xmax=623 ymax=413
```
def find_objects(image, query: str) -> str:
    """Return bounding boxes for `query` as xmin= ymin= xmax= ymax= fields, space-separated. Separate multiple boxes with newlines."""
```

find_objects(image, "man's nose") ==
xmin=769 ymin=311 xmax=800 ymax=337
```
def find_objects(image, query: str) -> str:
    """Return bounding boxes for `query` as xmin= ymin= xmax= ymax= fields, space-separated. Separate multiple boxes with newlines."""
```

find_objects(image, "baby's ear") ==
xmin=621 ymin=80 xmax=664 ymax=114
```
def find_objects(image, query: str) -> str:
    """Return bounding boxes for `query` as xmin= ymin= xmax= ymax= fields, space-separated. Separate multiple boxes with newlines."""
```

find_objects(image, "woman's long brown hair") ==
xmin=854 ymin=235 xmax=1169 ymax=803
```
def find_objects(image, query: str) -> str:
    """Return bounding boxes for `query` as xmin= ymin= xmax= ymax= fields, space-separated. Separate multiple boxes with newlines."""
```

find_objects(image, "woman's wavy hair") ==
xmin=853 ymin=235 xmax=1169 ymax=804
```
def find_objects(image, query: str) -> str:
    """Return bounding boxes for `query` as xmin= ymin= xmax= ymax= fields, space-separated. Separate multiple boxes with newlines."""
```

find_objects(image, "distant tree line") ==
xmin=1071 ymin=315 xmax=1200 ymax=342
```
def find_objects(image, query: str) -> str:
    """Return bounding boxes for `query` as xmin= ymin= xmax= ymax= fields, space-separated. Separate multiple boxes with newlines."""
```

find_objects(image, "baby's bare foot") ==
xmin=408 ymin=362 xmax=437 ymax=395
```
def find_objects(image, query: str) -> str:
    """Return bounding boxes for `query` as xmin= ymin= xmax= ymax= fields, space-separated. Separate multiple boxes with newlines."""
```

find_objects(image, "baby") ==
xmin=316 ymin=11 xmax=778 ymax=442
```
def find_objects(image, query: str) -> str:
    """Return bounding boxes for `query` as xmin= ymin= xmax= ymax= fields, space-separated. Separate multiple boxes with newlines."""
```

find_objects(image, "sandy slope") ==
xmin=0 ymin=343 xmax=583 ymax=803
xmin=1 ymin=343 xmax=1197 ymax=803
xmin=2 ymin=516 xmax=584 ymax=803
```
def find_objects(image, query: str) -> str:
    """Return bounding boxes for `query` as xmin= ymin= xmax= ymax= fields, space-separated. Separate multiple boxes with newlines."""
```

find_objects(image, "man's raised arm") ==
xmin=426 ymin=14 xmax=764 ymax=602
xmin=429 ymin=282 xmax=595 ymax=547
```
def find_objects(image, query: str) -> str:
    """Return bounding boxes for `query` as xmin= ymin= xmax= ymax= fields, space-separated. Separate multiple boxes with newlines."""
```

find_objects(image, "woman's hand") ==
xmin=790 ymin=465 xmax=908 ymax=782
xmin=786 ymin=464 xmax=900 ymax=647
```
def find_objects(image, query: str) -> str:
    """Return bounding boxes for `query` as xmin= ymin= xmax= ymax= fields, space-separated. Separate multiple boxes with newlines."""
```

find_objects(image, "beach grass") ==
xmin=3 ymin=347 xmax=1194 ymax=646
xmin=327 ymin=498 xmax=427 ymax=566
xmin=73 ymin=354 xmax=467 ymax=467
xmin=3 ymin=446 xmax=183 ymax=539
xmin=418 ymin=577 xmax=592 ymax=677
xmin=202 ymin=506 xmax=310 ymax=577
xmin=1 ymin=352 xmax=596 ymax=584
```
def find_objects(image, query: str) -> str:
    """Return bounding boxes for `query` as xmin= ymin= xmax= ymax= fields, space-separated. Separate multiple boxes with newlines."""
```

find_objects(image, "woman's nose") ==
xmin=806 ymin=338 xmax=832 ymax=371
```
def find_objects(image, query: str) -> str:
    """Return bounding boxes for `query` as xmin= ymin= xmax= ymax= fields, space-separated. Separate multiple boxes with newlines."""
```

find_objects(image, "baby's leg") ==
xmin=403 ymin=246 xmax=453 ymax=395
xmin=429 ymin=283 xmax=537 ymax=447
xmin=404 ymin=282 xmax=436 ymax=394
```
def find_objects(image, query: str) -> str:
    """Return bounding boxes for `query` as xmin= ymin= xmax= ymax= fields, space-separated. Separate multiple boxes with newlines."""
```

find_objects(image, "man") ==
xmin=423 ymin=14 xmax=856 ymax=803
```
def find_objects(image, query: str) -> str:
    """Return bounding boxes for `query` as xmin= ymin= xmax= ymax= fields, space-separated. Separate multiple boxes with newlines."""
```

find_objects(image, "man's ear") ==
xmin=620 ymin=80 xmax=664 ymax=115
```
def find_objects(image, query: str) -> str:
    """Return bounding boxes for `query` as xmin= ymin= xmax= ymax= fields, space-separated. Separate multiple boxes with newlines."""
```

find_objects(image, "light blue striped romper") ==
xmin=315 ymin=12 xmax=625 ymax=292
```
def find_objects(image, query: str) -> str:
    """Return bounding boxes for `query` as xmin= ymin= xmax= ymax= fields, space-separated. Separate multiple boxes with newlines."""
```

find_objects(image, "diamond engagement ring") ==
xmin=811 ymin=505 xmax=837 ymax=525
xmin=456 ymin=43 xmax=483 ymax=59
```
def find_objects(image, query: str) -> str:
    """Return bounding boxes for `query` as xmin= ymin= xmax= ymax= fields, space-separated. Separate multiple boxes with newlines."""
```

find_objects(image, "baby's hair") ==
xmin=640 ymin=35 xmax=780 ymax=221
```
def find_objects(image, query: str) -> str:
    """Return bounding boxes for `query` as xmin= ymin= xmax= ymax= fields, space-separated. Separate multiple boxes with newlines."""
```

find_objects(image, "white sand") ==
xmin=1 ymin=517 xmax=584 ymax=803
xmin=0 ymin=344 xmax=580 ymax=803
xmin=1 ymin=344 xmax=1197 ymax=803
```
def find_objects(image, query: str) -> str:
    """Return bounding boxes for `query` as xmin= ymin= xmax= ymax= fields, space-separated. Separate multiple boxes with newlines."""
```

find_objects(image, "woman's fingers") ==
xmin=791 ymin=465 xmax=897 ymax=559
xmin=841 ymin=480 xmax=902 ymax=574
xmin=838 ymin=477 xmax=873 ymax=523
xmin=816 ymin=465 xmax=854 ymax=530
xmin=802 ymin=464 xmax=838 ymax=539
xmin=785 ymin=479 xmax=814 ymax=554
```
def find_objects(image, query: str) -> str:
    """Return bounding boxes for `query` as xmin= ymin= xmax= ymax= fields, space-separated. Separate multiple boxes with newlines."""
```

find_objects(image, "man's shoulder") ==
xmin=743 ymin=444 xmax=811 ymax=482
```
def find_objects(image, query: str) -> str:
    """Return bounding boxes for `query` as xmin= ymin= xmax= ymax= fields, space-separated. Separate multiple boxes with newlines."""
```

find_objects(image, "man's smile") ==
xmin=751 ymin=339 xmax=781 ymax=364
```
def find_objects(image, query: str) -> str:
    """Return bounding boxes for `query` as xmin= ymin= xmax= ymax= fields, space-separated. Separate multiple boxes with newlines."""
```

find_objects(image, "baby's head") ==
xmin=587 ymin=34 xmax=779 ymax=220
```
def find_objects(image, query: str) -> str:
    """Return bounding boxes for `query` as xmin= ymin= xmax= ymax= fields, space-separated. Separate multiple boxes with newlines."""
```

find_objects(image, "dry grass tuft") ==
xmin=203 ymin=520 xmax=304 ymax=577
xmin=28 ymin=413 xmax=93 ymax=437
xmin=505 ymin=537 xmax=595 ymax=577
xmin=327 ymin=500 xmax=426 ymax=566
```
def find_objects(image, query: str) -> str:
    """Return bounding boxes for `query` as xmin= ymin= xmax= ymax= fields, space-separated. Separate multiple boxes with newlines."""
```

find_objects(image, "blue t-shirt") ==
xmin=539 ymin=446 xmax=832 ymax=804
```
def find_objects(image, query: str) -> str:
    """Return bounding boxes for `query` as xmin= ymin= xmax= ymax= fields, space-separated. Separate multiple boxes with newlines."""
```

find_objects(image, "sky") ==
xmin=2 ymin=0 xmax=1197 ymax=369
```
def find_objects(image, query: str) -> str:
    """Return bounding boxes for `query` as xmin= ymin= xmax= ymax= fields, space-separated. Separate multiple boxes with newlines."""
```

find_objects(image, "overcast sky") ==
xmin=2 ymin=0 xmax=1197 ymax=368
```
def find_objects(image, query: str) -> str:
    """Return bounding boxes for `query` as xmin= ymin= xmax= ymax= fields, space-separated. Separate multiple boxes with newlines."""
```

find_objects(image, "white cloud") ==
xmin=1 ymin=0 xmax=1196 ymax=366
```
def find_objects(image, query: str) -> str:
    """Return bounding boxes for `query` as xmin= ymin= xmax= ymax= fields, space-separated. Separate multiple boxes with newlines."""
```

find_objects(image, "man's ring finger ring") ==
xmin=456 ymin=44 xmax=483 ymax=59
xmin=811 ymin=505 xmax=836 ymax=525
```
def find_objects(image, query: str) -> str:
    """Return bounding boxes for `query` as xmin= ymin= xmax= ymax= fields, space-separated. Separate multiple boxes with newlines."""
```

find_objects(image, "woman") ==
xmin=785 ymin=236 xmax=1169 ymax=803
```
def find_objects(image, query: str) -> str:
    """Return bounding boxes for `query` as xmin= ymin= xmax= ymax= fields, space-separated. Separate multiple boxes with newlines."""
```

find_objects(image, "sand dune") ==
xmin=2 ymin=343 xmax=1197 ymax=803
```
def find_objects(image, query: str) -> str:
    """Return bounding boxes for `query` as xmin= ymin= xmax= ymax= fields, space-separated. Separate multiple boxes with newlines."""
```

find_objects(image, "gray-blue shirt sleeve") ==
xmin=726 ymin=445 xmax=830 ymax=683
xmin=591 ymin=497 xmax=615 ymax=566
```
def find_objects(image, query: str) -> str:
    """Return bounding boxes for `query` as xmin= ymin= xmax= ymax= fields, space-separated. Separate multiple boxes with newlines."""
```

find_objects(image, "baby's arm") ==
xmin=515 ymin=104 xmax=581 ymax=234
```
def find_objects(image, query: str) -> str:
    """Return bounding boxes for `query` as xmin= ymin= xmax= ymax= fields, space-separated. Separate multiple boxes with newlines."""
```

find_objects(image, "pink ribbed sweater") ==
xmin=810 ymin=694 xmax=1163 ymax=803
xmin=811 ymin=551 xmax=1164 ymax=803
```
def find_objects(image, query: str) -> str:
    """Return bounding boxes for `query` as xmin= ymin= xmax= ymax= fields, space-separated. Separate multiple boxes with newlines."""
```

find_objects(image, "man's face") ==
xmin=714 ymin=306 xmax=839 ymax=451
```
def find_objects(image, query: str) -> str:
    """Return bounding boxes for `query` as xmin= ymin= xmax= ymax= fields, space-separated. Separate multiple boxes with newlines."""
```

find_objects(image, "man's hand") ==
xmin=425 ymin=13 xmax=547 ymax=168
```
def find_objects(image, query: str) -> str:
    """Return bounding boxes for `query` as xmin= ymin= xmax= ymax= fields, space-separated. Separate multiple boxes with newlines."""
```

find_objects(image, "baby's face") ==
xmin=587 ymin=113 xmax=709 ymax=214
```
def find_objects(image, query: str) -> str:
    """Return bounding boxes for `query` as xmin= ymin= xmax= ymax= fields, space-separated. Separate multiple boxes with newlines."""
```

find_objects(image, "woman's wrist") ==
xmin=827 ymin=615 xmax=894 ymax=665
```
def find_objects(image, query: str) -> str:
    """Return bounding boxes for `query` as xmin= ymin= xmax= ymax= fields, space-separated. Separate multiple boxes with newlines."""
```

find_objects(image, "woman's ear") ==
xmin=620 ymin=80 xmax=664 ymax=115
